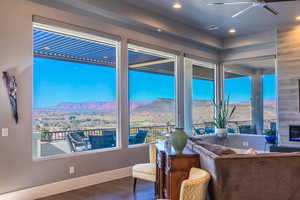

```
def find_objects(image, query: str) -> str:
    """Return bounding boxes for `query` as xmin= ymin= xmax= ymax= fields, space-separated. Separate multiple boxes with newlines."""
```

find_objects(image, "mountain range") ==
xmin=35 ymin=98 xmax=276 ymax=113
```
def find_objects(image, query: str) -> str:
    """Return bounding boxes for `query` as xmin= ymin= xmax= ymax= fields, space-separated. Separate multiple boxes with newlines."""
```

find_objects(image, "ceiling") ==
xmin=123 ymin=0 xmax=300 ymax=38
xmin=225 ymin=58 xmax=276 ymax=76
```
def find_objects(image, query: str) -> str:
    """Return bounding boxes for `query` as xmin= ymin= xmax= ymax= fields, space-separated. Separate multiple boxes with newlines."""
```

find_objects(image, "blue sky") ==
xmin=33 ymin=57 xmax=276 ymax=108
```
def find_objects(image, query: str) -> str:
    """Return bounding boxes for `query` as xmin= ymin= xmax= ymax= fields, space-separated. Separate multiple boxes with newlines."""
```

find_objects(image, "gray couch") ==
xmin=187 ymin=135 xmax=300 ymax=200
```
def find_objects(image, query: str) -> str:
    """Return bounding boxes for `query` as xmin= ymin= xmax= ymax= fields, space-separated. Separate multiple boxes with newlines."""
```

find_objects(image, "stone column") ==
xmin=183 ymin=58 xmax=193 ymax=135
xmin=251 ymin=70 xmax=264 ymax=134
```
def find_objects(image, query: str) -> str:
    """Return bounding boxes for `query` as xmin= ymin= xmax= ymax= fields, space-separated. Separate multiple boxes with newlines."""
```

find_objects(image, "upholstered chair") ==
xmin=132 ymin=143 xmax=156 ymax=192
xmin=179 ymin=168 xmax=211 ymax=200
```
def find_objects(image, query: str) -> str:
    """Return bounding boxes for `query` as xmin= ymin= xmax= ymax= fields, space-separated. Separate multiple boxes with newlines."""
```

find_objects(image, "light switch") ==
xmin=242 ymin=141 xmax=248 ymax=147
xmin=2 ymin=128 xmax=8 ymax=137
xmin=69 ymin=166 xmax=75 ymax=175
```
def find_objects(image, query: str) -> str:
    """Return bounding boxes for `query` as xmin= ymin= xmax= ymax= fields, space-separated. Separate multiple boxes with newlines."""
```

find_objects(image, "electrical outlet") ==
xmin=69 ymin=166 xmax=75 ymax=175
xmin=242 ymin=141 xmax=249 ymax=147
xmin=2 ymin=128 xmax=8 ymax=137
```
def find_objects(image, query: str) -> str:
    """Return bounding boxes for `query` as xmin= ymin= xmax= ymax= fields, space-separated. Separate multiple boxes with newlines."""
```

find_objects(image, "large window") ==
xmin=190 ymin=60 xmax=215 ymax=135
xmin=224 ymin=67 xmax=252 ymax=132
xmin=263 ymin=74 xmax=276 ymax=130
xmin=32 ymin=24 xmax=118 ymax=158
xmin=128 ymin=44 xmax=176 ymax=145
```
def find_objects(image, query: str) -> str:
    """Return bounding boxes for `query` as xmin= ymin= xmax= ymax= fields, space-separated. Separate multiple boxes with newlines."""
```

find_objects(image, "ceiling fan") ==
xmin=208 ymin=0 xmax=296 ymax=18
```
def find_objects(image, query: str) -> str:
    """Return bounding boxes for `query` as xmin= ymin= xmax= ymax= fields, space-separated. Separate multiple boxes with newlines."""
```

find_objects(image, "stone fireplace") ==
xmin=277 ymin=25 xmax=300 ymax=147
xmin=289 ymin=125 xmax=300 ymax=142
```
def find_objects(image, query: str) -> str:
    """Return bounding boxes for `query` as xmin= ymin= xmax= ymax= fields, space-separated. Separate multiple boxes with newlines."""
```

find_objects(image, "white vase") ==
xmin=215 ymin=128 xmax=227 ymax=138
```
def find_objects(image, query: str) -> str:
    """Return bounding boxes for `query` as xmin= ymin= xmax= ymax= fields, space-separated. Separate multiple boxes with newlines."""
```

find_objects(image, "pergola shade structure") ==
xmin=33 ymin=28 xmax=219 ymax=81
xmin=33 ymin=28 xmax=177 ymax=76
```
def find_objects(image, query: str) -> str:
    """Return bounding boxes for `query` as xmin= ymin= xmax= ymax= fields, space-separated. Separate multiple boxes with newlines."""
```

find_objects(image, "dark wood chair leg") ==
xmin=133 ymin=178 xmax=137 ymax=193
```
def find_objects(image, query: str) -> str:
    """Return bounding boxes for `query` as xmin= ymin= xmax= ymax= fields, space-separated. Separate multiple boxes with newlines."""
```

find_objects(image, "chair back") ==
xmin=239 ymin=125 xmax=257 ymax=134
xmin=69 ymin=131 xmax=85 ymax=143
xmin=149 ymin=143 xmax=156 ymax=163
xmin=135 ymin=130 xmax=148 ymax=144
xmin=194 ymin=128 xmax=202 ymax=135
xmin=89 ymin=135 xmax=114 ymax=150
xmin=204 ymin=127 xmax=215 ymax=134
xmin=66 ymin=134 xmax=76 ymax=152
xmin=227 ymin=128 xmax=235 ymax=134
xmin=102 ymin=130 xmax=116 ymax=136
xmin=270 ymin=122 xmax=276 ymax=131
xmin=180 ymin=168 xmax=211 ymax=200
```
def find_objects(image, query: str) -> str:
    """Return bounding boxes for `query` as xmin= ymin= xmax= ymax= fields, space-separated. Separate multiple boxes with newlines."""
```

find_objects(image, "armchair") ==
xmin=180 ymin=168 xmax=211 ymax=200
xmin=129 ymin=130 xmax=148 ymax=145
xmin=132 ymin=143 xmax=156 ymax=192
xmin=67 ymin=131 xmax=88 ymax=152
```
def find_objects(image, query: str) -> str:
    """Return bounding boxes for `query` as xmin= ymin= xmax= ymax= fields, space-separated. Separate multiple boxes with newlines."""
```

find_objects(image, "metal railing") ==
xmin=37 ymin=125 xmax=173 ymax=143
xmin=36 ymin=119 xmax=276 ymax=143
xmin=38 ymin=128 xmax=115 ymax=142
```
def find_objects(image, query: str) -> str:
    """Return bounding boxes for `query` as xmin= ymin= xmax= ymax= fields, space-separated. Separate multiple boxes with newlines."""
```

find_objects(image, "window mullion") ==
xmin=117 ymin=37 xmax=129 ymax=148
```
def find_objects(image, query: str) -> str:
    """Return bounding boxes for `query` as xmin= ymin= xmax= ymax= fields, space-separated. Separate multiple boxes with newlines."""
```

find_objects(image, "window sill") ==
xmin=33 ymin=146 xmax=122 ymax=162
xmin=128 ymin=141 xmax=157 ymax=149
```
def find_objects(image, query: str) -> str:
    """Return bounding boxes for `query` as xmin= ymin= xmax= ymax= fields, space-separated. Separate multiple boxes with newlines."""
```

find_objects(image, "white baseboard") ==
xmin=0 ymin=166 xmax=132 ymax=200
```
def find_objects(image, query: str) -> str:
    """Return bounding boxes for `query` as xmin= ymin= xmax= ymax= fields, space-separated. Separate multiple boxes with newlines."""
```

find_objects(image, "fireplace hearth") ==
xmin=289 ymin=125 xmax=300 ymax=142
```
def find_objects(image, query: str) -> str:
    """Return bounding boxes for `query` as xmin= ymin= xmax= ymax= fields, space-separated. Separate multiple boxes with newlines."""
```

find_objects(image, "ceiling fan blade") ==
xmin=263 ymin=5 xmax=279 ymax=15
xmin=263 ymin=0 xmax=296 ymax=2
xmin=232 ymin=5 xmax=254 ymax=18
xmin=208 ymin=2 xmax=253 ymax=5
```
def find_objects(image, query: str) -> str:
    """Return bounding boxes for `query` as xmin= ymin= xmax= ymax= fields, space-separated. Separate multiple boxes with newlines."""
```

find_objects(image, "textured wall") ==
xmin=277 ymin=25 xmax=300 ymax=147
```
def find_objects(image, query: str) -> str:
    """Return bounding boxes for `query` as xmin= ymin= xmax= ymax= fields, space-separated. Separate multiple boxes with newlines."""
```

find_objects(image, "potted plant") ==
xmin=212 ymin=97 xmax=236 ymax=138
xmin=264 ymin=129 xmax=277 ymax=144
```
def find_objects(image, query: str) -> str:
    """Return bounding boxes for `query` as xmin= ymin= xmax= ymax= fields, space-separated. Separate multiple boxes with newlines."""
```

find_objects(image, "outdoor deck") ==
xmin=33 ymin=120 xmax=276 ymax=158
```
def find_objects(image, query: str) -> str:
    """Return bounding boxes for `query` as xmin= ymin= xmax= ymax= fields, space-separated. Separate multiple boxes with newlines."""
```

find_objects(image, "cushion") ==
xmin=188 ymin=138 xmax=236 ymax=156
xmin=188 ymin=136 xmax=202 ymax=142
xmin=199 ymin=141 xmax=236 ymax=156
xmin=132 ymin=163 xmax=156 ymax=175
xmin=246 ymin=148 xmax=257 ymax=155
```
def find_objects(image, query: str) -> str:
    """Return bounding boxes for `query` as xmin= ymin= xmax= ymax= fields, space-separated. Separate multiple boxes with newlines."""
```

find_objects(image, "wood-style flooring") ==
xmin=37 ymin=177 xmax=155 ymax=200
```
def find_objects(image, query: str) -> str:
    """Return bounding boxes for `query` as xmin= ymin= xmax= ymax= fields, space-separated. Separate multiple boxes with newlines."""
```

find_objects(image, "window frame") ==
xmin=183 ymin=57 xmax=217 ymax=135
xmin=32 ymin=23 xmax=121 ymax=160
xmin=127 ymin=43 xmax=177 ymax=145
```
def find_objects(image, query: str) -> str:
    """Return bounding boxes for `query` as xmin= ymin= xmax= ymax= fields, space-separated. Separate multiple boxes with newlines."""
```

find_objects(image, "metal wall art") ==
xmin=3 ymin=71 xmax=18 ymax=123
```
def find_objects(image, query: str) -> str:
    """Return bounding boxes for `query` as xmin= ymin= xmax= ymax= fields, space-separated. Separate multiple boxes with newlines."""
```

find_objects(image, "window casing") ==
xmin=32 ymin=23 xmax=119 ymax=158
xmin=128 ymin=44 xmax=176 ymax=145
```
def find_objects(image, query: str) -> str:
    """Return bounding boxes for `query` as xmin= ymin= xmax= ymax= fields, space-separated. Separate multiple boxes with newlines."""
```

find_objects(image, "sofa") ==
xmin=187 ymin=135 xmax=300 ymax=200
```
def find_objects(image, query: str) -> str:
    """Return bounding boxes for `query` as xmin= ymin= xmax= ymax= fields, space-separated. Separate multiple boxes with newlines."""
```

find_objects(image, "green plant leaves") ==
xmin=211 ymin=96 xmax=236 ymax=129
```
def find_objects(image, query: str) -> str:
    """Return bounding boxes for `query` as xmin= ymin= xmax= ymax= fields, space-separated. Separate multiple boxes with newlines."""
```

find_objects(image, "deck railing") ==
xmin=36 ymin=119 xmax=276 ymax=143
xmin=37 ymin=125 xmax=172 ymax=142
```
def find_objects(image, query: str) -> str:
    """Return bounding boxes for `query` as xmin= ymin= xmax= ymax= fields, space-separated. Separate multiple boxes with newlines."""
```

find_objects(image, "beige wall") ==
xmin=277 ymin=25 xmax=300 ymax=147
xmin=0 ymin=0 xmax=220 ymax=194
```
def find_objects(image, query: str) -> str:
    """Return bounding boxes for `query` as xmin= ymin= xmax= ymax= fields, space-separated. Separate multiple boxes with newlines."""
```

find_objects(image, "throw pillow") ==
xmin=246 ymin=148 xmax=257 ymax=155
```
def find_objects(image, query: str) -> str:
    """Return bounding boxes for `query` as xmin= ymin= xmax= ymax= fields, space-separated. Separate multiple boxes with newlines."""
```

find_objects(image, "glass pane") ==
xmin=32 ymin=26 xmax=117 ymax=158
xmin=192 ymin=64 xmax=215 ymax=135
xmin=224 ymin=67 xmax=252 ymax=132
xmin=128 ymin=45 xmax=176 ymax=145
xmin=263 ymin=74 xmax=276 ymax=130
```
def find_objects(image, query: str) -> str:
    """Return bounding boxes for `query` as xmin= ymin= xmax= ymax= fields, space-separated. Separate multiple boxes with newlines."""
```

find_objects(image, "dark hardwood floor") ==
xmin=38 ymin=177 xmax=155 ymax=200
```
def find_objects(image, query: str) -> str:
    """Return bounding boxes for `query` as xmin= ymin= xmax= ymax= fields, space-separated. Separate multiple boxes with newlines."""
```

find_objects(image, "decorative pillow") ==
xmin=188 ymin=136 xmax=202 ymax=142
xmin=246 ymin=148 xmax=257 ymax=155
xmin=187 ymin=137 xmax=236 ymax=156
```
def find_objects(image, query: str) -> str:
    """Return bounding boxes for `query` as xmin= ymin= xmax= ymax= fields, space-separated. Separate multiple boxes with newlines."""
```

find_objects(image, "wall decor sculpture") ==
xmin=3 ymin=71 xmax=18 ymax=123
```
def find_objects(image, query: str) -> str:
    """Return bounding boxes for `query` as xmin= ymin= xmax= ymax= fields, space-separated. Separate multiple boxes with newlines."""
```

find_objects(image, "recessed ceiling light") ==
xmin=157 ymin=28 xmax=162 ymax=32
xmin=172 ymin=2 xmax=182 ymax=9
xmin=228 ymin=28 xmax=236 ymax=34
xmin=296 ymin=16 xmax=300 ymax=21
xmin=43 ymin=46 xmax=50 ymax=50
